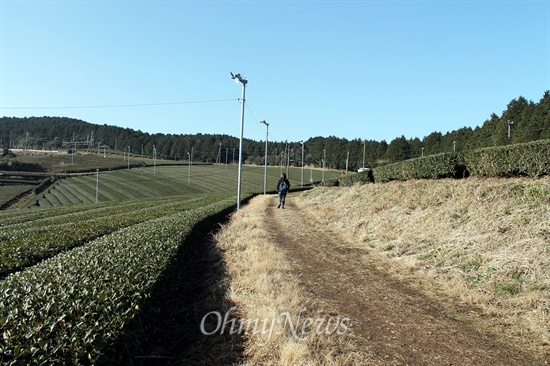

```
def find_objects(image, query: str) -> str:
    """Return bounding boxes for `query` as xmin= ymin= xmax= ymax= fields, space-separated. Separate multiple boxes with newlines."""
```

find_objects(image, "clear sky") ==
xmin=1 ymin=0 xmax=549 ymax=144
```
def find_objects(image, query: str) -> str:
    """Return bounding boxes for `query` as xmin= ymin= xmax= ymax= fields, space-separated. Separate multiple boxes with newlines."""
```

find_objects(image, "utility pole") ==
xmin=507 ymin=120 xmax=514 ymax=141
xmin=345 ymin=151 xmax=350 ymax=174
xmin=187 ymin=152 xmax=191 ymax=183
xmin=231 ymin=72 xmax=247 ymax=209
xmin=286 ymin=142 xmax=290 ymax=177
xmin=301 ymin=141 xmax=304 ymax=187
xmin=322 ymin=149 xmax=326 ymax=185
xmin=363 ymin=139 xmax=366 ymax=169
xmin=127 ymin=146 xmax=130 ymax=169
xmin=95 ymin=169 xmax=99 ymax=203
xmin=72 ymin=133 xmax=75 ymax=164
xmin=191 ymin=147 xmax=194 ymax=181
xmin=89 ymin=130 xmax=94 ymax=153
xmin=280 ymin=149 xmax=284 ymax=175
xmin=260 ymin=120 xmax=269 ymax=194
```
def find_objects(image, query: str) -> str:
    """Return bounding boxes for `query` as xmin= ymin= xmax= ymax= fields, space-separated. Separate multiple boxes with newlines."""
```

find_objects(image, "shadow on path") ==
xmin=100 ymin=212 xmax=244 ymax=366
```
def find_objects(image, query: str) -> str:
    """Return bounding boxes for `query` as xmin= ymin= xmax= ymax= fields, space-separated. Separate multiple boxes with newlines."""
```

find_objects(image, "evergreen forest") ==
xmin=1 ymin=91 xmax=549 ymax=171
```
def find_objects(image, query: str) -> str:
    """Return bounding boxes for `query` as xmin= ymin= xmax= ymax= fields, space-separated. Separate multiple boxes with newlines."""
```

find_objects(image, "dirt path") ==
xmin=264 ymin=199 xmax=544 ymax=365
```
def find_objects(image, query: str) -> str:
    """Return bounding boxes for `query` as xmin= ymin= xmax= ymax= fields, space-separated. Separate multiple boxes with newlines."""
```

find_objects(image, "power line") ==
xmin=1 ymin=98 xmax=238 ymax=110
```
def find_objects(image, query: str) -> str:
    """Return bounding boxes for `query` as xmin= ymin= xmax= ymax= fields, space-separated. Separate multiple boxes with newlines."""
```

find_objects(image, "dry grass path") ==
xmin=265 ymin=197 xmax=544 ymax=365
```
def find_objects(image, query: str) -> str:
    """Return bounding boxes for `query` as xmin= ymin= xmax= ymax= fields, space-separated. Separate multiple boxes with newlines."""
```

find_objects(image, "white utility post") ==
xmin=153 ymin=145 xmax=156 ymax=175
xmin=95 ymin=169 xmax=99 ymax=203
xmin=260 ymin=120 xmax=269 ymax=194
xmin=301 ymin=141 xmax=304 ymax=187
xmin=231 ymin=72 xmax=247 ymax=209
xmin=187 ymin=150 xmax=191 ymax=184
xmin=322 ymin=149 xmax=326 ymax=185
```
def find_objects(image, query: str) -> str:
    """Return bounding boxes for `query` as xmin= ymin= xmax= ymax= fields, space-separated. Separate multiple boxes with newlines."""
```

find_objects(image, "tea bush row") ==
xmin=0 ymin=194 xmax=186 ymax=227
xmin=463 ymin=139 xmax=550 ymax=178
xmin=0 ymin=194 xmax=229 ymax=278
xmin=373 ymin=152 xmax=464 ymax=183
xmin=340 ymin=169 xmax=374 ymax=186
xmin=0 ymin=196 xmax=240 ymax=364
xmin=371 ymin=139 xmax=549 ymax=183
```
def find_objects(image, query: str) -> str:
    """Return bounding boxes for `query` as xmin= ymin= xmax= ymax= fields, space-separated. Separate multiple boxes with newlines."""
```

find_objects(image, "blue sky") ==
xmin=1 ymin=0 xmax=548 ymax=144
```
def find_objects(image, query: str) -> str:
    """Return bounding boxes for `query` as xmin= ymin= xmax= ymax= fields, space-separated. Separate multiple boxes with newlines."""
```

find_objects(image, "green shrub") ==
xmin=463 ymin=139 xmax=550 ymax=178
xmin=0 ymin=196 xmax=241 ymax=364
xmin=373 ymin=153 xmax=464 ymax=182
xmin=0 ymin=195 xmax=228 ymax=277
xmin=340 ymin=169 xmax=374 ymax=187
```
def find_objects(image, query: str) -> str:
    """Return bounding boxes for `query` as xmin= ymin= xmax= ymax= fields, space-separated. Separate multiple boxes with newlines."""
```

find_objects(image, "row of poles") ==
xmin=232 ymin=72 xmax=324 ymax=209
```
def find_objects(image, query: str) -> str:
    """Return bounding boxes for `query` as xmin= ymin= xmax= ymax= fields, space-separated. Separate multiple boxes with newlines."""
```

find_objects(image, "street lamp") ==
xmin=231 ymin=72 xmax=248 ymax=209
xmin=260 ymin=120 xmax=269 ymax=194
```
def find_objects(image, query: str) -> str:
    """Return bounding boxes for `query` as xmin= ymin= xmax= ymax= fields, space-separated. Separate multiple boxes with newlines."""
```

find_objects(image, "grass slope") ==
xmin=299 ymin=177 xmax=550 ymax=358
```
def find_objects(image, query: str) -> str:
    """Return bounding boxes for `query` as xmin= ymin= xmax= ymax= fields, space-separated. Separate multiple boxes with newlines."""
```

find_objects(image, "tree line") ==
xmin=1 ymin=91 xmax=549 ymax=171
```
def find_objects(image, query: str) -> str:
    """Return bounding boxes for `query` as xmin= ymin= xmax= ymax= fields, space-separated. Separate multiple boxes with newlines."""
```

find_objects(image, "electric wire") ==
xmin=1 ymin=98 xmax=238 ymax=110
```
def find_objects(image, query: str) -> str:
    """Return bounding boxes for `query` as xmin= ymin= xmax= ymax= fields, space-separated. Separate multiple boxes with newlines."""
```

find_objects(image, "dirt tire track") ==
xmin=265 ymin=198 xmax=543 ymax=365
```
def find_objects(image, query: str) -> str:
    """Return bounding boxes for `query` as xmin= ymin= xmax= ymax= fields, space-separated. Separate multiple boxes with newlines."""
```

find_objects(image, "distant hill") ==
xmin=1 ymin=91 xmax=549 ymax=170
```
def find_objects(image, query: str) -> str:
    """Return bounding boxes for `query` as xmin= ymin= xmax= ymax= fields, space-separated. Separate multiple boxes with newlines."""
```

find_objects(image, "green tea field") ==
xmin=0 ymin=163 xmax=342 ymax=364
xmin=28 ymin=164 xmax=335 ymax=207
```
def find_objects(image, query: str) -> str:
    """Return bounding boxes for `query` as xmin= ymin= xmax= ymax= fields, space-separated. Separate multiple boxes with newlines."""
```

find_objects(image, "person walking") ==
xmin=276 ymin=173 xmax=290 ymax=209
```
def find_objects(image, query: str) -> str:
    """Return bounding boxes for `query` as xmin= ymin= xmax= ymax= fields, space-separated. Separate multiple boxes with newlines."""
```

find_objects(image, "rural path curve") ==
xmin=263 ymin=197 xmax=543 ymax=365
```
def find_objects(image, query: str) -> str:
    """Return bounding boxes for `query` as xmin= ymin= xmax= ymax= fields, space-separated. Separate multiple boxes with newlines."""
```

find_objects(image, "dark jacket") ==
xmin=276 ymin=178 xmax=290 ymax=193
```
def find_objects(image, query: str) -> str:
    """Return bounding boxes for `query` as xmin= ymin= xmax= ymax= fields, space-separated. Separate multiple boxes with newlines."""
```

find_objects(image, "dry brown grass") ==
xmin=298 ymin=176 xmax=550 ymax=358
xmin=214 ymin=195 xmax=374 ymax=365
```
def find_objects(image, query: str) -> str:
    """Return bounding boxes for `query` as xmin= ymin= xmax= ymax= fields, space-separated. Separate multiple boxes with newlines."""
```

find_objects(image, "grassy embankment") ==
xmin=302 ymin=177 xmax=550 ymax=356
xmin=216 ymin=176 xmax=549 ymax=362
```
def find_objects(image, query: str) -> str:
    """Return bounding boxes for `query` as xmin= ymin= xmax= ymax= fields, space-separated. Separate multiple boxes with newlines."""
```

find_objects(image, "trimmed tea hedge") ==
xmin=340 ymin=169 xmax=374 ymax=186
xmin=373 ymin=153 xmax=464 ymax=183
xmin=463 ymin=139 xmax=550 ymax=178
xmin=0 ymin=194 xmax=228 ymax=278
xmin=367 ymin=139 xmax=549 ymax=183
xmin=0 ymin=195 xmax=242 ymax=364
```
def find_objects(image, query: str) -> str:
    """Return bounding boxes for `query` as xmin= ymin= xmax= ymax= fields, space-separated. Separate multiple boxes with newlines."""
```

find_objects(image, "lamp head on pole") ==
xmin=260 ymin=120 xmax=269 ymax=127
xmin=231 ymin=72 xmax=248 ymax=85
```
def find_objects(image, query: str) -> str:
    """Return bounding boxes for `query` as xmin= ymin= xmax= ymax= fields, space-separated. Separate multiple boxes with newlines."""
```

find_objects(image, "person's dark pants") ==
xmin=278 ymin=191 xmax=287 ymax=207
